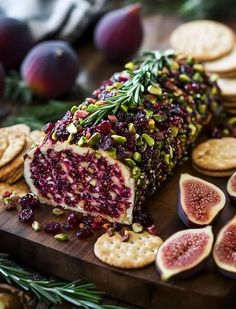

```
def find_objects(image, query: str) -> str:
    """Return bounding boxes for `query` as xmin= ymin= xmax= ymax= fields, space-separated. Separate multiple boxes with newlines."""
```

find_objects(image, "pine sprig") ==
xmin=0 ymin=254 xmax=125 ymax=309
xmin=81 ymin=49 xmax=175 ymax=126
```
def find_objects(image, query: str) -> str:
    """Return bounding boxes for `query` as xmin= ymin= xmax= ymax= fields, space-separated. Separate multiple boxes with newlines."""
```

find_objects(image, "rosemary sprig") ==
xmin=0 ymin=254 xmax=124 ymax=309
xmin=81 ymin=49 xmax=175 ymax=126
xmin=3 ymin=100 xmax=76 ymax=130
xmin=3 ymin=71 xmax=33 ymax=104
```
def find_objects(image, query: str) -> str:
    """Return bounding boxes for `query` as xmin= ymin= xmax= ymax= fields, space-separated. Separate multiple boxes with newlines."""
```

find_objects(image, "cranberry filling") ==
xmin=29 ymin=146 xmax=132 ymax=221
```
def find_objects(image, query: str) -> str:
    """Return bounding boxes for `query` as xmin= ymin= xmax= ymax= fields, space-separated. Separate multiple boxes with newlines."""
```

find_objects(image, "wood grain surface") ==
xmin=1 ymin=13 xmax=236 ymax=309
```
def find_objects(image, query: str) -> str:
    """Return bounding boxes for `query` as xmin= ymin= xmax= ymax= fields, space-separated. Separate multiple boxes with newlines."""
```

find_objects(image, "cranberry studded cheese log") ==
xmin=24 ymin=51 xmax=221 ymax=224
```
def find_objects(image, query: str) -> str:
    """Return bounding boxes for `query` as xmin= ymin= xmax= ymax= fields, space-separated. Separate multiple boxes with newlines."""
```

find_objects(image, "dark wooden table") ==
xmin=1 ymin=12 xmax=236 ymax=309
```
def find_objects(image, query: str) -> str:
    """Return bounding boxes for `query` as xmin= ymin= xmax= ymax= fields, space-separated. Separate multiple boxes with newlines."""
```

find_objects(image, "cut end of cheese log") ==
xmin=24 ymin=142 xmax=135 ymax=224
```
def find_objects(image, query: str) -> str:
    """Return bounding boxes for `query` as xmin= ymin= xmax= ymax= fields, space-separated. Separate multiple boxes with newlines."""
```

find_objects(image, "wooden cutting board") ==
xmin=0 ymin=161 xmax=235 ymax=309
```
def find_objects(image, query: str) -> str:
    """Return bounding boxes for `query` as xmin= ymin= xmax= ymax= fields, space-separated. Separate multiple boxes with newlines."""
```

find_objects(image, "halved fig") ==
xmin=227 ymin=171 xmax=236 ymax=205
xmin=178 ymin=174 xmax=225 ymax=228
xmin=156 ymin=226 xmax=214 ymax=281
xmin=213 ymin=216 xmax=236 ymax=279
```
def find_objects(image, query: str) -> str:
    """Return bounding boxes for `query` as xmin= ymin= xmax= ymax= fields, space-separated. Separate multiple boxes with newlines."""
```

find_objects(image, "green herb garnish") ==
xmin=0 ymin=254 xmax=125 ymax=309
xmin=81 ymin=50 xmax=175 ymax=126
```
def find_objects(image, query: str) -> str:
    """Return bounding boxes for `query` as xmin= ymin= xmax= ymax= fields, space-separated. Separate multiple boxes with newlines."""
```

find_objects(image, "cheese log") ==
xmin=24 ymin=52 xmax=221 ymax=224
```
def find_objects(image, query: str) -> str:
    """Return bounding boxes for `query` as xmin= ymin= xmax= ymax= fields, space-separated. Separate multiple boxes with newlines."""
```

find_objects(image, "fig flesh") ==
xmin=94 ymin=4 xmax=143 ymax=61
xmin=156 ymin=226 xmax=214 ymax=281
xmin=227 ymin=171 xmax=236 ymax=205
xmin=213 ymin=215 xmax=236 ymax=279
xmin=178 ymin=174 xmax=225 ymax=228
xmin=21 ymin=40 xmax=79 ymax=98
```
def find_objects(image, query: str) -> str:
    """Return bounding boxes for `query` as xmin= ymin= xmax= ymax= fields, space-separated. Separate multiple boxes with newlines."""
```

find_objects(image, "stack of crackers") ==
xmin=0 ymin=124 xmax=44 ymax=185
xmin=192 ymin=137 xmax=236 ymax=177
xmin=170 ymin=20 xmax=236 ymax=114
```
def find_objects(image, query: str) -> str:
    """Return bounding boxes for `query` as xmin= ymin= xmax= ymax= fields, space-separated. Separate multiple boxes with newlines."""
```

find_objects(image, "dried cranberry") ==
xmin=19 ymin=208 xmax=35 ymax=223
xmin=67 ymin=212 xmax=82 ymax=226
xmin=2 ymin=191 xmax=12 ymax=198
xmin=18 ymin=193 xmax=40 ymax=209
xmin=44 ymin=222 xmax=61 ymax=234
xmin=43 ymin=122 xmax=54 ymax=134
xmin=76 ymin=226 xmax=93 ymax=239
xmin=147 ymin=224 xmax=159 ymax=236
xmin=96 ymin=121 xmax=111 ymax=134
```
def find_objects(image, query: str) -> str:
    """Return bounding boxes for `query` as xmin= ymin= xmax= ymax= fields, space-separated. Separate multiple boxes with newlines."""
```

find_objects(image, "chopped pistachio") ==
xmin=193 ymin=72 xmax=202 ymax=82
xmin=54 ymin=233 xmax=69 ymax=241
xmin=128 ymin=123 xmax=136 ymax=133
xmin=211 ymin=86 xmax=218 ymax=95
xmin=52 ymin=208 xmax=64 ymax=216
xmin=125 ymin=61 xmax=135 ymax=70
xmin=67 ymin=133 xmax=74 ymax=143
xmin=142 ymin=133 xmax=155 ymax=147
xmin=111 ymin=135 xmax=127 ymax=144
xmin=71 ymin=105 xmax=78 ymax=113
xmin=132 ymin=223 xmax=143 ymax=233
xmin=209 ymin=74 xmax=218 ymax=82
xmin=186 ymin=56 xmax=194 ymax=65
xmin=132 ymin=166 xmax=140 ymax=176
xmin=66 ymin=123 xmax=77 ymax=134
xmin=121 ymin=103 xmax=128 ymax=112
xmin=32 ymin=221 xmax=42 ymax=232
xmin=87 ymin=132 xmax=101 ymax=146
xmin=186 ymin=106 xmax=193 ymax=113
xmin=211 ymin=101 xmax=219 ymax=112
xmin=125 ymin=158 xmax=136 ymax=167
xmin=169 ymin=60 xmax=179 ymax=70
xmin=171 ymin=126 xmax=179 ymax=137
xmin=136 ymin=135 xmax=144 ymax=146
xmin=156 ymin=141 xmax=163 ymax=149
xmin=198 ymin=104 xmax=207 ymax=114
xmin=89 ymin=179 xmax=97 ymax=186
xmin=188 ymin=123 xmax=197 ymax=135
xmin=147 ymin=119 xmax=155 ymax=129
xmin=95 ymin=152 xmax=102 ymax=159
xmin=106 ymin=147 xmax=117 ymax=158
xmin=133 ymin=152 xmax=142 ymax=163
xmin=153 ymin=114 xmax=166 ymax=122
xmin=193 ymin=64 xmax=204 ymax=72
xmin=145 ymin=109 xmax=153 ymax=119
xmin=78 ymin=136 xmax=87 ymax=146
xmin=113 ymin=82 xmax=122 ymax=89
xmin=147 ymin=84 xmax=162 ymax=95
xmin=51 ymin=132 xmax=58 ymax=141
xmin=179 ymin=74 xmax=190 ymax=83
xmin=164 ymin=153 xmax=171 ymax=165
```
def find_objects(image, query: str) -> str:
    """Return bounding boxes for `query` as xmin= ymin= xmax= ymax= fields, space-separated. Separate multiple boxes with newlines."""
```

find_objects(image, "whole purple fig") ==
xmin=0 ymin=62 xmax=5 ymax=97
xmin=21 ymin=41 xmax=79 ymax=98
xmin=0 ymin=17 xmax=33 ymax=69
xmin=94 ymin=4 xmax=143 ymax=61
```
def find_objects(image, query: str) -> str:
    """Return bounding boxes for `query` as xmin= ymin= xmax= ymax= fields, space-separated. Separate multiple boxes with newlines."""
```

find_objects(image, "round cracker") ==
xmin=30 ymin=130 xmax=44 ymax=144
xmin=0 ymin=135 xmax=8 ymax=159
xmin=217 ymin=78 xmax=236 ymax=97
xmin=204 ymin=45 xmax=236 ymax=74
xmin=7 ymin=168 xmax=23 ymax=184
xmin=0 ymin=181 xmax=30 ymax=197
xmin=192 ymin=137 xmax=236 ymax=171
xmin=0 ymin=137 xmax=32 ymax=180
xmin=192 ymin=164 xmax=234 ymax=178
xmin=0 ymin=132 xmax=26 ymax=168
xmin=94 ymin=231 xmax=163 ymax=269
xmin=170 ymin=20 xmax=235 ymax=61
xmin=0 ymin=124 xmax=30 ymax=135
